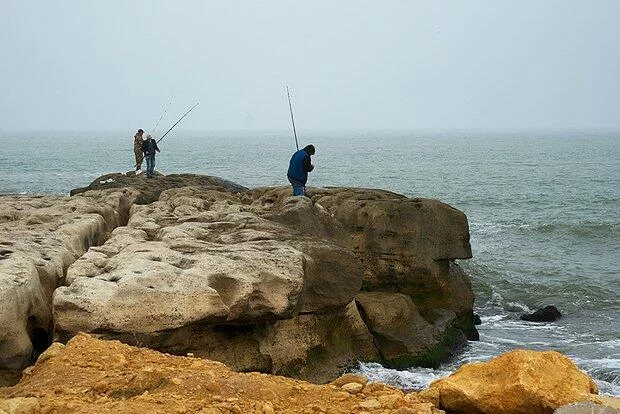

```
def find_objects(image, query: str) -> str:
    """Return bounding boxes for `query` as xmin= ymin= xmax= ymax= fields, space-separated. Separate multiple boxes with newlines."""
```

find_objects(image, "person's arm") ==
xmin=155 ymin=142 xmax=160 ymax=152
xmin=303 ymin=156 xmax=314 ymax=172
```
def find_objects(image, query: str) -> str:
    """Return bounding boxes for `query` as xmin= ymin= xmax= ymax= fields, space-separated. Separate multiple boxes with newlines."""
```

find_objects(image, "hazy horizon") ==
xmin=2 ymin=1 xmax=619 ymax=132
xmin=2 ymin=126 xmax=618 ymax=138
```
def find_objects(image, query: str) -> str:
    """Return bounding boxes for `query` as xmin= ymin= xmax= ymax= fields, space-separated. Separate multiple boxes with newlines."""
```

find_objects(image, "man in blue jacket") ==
xmin=287 ymin=144 xmax=315 ymax=196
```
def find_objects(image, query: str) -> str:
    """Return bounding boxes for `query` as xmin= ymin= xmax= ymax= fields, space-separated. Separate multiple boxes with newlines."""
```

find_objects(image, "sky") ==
xmin=1 ymin=1 xmax=619 ymax=132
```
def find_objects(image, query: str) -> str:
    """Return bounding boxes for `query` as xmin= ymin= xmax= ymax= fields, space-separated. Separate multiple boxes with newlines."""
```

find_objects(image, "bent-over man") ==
xmin=287 ymin=144 xmax=315 ymax=196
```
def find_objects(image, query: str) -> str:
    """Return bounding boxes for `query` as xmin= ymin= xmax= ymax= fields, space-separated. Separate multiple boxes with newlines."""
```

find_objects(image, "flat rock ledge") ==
xmin=1 ymin=173 xmax=477 ymax=384
xmin=0 ymin=334 xmax=617 ymax=414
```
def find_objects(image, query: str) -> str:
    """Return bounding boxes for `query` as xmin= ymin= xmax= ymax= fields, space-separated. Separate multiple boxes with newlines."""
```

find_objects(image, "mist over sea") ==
xmin=0 ymin=129 xmax=618 ymax=395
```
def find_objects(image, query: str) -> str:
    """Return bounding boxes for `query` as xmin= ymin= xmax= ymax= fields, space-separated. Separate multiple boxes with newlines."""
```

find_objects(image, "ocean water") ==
xmin=0 ymin=129 xmax=618 ymax=395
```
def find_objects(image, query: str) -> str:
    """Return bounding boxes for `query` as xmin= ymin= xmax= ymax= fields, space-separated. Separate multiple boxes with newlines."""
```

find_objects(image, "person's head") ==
xmin=137 ymin=129 xmax=144 ymax=135
xmin=304 ymin=144 xmax=315 ymax=155
xmin=146 ymin=134 xmax=152 ymax=140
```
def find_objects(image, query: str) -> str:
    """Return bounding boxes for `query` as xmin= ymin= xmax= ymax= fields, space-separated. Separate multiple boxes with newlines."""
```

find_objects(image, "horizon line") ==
xmin=1 ymin=126 xmax=620 ymax=134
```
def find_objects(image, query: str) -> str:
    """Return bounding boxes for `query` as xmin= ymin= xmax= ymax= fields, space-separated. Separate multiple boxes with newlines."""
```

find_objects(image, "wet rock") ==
xmin=521 ymin=305 xmax=562 ymax=322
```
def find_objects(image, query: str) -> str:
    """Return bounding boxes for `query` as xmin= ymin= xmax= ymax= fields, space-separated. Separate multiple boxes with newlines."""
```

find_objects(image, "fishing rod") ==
xmin=151 ymin=90 xmax=179 ymax=135
xmin=157 ymin=102 xmax=200 ymax=144
xmin=286 ymin=85 xmax=299 ymax=151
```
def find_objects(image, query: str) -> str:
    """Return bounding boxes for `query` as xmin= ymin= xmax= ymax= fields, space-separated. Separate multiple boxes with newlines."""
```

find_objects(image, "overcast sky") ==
xmin=1 ymin=1 xmax=619 ymax=132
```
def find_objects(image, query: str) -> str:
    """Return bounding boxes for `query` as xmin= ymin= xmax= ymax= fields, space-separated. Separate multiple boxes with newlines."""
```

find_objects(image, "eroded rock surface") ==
xmin=0 ymin=189 xmax=137 ymax=369
xmin=2 ymin=173 xmax=477 ymax=383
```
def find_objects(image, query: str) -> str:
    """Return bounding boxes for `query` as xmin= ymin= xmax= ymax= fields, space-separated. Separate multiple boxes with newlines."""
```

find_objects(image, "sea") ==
xmin=0 ymin=129 xmax=618 ymax=396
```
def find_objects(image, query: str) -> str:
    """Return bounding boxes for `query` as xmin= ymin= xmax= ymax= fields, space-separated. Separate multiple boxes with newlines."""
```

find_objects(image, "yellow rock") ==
xmin=35 ymin=342 xmax=65 ymax=364
xmin=360 ymin=398 xmax=382 ymax=410
xmin=423 ymin=349 xmax=599 ymax=414
xmin=341 ymin=382 xmax=364 ymax=394
xmin=330 ymin=373 xmax=368 ymax=388
xmin=0 ymin=397 xmax=40 ymax=414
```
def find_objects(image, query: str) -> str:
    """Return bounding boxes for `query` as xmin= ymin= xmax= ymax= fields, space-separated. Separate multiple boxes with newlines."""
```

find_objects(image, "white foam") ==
xmin=481 ymin=314 xmax=506 ymax=323
xmin=504 ymin=301 xmax=531 ymax=313
xmin=354 ymin=362 xmax=451 ymax=391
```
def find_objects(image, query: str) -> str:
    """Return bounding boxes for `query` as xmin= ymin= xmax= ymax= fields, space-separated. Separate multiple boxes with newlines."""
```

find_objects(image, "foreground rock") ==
xmin=2 ymin=173 xmax=477 ymax=383
xmin=421 ymin=349 xmax=607 ymax=414
xmin=1 ymin=335 xmax=617 ymax=414
xmin=0 ymin=334 xmax=440 ymax=414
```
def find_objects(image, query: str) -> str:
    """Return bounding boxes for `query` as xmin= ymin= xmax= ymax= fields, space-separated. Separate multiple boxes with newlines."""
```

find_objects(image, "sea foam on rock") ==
xmin=2 ymin=173 xmax=476 ymax=384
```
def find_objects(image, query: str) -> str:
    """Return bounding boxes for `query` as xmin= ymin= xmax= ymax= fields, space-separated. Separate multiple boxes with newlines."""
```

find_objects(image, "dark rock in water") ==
xmin=473 ymin=313 xmax=482 ymax=325
xmin=520 ymin=305 xmax=562 ymax=322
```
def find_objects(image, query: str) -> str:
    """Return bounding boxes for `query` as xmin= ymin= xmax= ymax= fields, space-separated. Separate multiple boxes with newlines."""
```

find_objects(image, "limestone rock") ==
xmin=70 ymin=172 xmax=247 ymax=202
xmin=0 ymin=190 xmax=134 ymax=369
xmin=355 ymin=291 xmax=441 ymax=368
xmin=307 ymin=188 xmax=475 ymax=331
xmin=2 ymin=172 xmax=477 ymax=383
xmin=422 ymin=349 xmax=600 ymax=414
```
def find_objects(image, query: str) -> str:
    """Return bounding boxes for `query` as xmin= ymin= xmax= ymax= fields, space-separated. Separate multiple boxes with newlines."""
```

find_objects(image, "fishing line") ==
xmin=152 ymin=90 xmax=179 ymax=135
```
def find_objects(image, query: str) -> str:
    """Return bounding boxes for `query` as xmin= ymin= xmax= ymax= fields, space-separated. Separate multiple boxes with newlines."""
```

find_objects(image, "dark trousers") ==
xmin=145 ymin=154 xmax=156 ymax=177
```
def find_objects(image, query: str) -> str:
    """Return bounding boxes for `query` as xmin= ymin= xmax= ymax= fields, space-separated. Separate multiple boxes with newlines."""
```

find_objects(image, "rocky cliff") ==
xmin=0 ymin=173 xmax=476 ymax=383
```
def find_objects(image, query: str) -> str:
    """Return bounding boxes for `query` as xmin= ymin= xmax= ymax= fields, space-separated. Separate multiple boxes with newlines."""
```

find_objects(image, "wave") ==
xmin=526 ymin=221 xmax=618 ymax=237
xmin=355 ymin=362 xmax=451 ymax=392
xmin=571 ymin=356 xmax=620 ymax=396
xmin=469 ymin=215 xmax=619 ymax=242
xmin=473 ymin=219 xmax=620 ymax=241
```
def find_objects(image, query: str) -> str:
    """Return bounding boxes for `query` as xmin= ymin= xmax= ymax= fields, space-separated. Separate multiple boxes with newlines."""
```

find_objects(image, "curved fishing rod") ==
xmin=157 ymin=102 xmax=200 ymax=144
xmin=286 ymin=85 xmax=299 ymax=151
xmin=151 ymin=90 xmax=179 ymax=135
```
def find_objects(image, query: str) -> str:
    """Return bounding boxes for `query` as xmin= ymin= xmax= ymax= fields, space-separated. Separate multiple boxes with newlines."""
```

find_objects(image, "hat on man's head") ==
xmin=146 ymin=134 xmax=152 ymax=139
xmin=304 ymin=144 xmax=315 ymax=155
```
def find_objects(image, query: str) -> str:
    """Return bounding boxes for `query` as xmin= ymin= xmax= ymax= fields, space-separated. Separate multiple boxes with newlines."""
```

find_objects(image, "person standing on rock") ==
xmin=141 ymin=134 xmax=160 ymax=178
xmin=133 ymin=129 xmax=144 ymax=173
xmin=287 ymin=144 xmax=315 ymax=196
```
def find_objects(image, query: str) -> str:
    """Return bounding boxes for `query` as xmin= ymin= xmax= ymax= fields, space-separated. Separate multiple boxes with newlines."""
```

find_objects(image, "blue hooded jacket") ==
xmin=287 ymin=147 xmax=314 ymax=185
